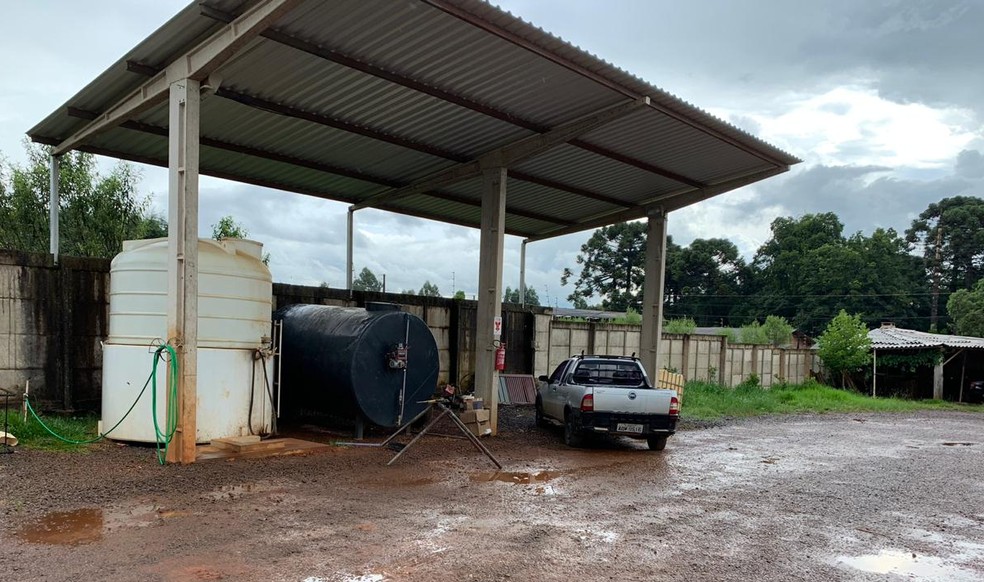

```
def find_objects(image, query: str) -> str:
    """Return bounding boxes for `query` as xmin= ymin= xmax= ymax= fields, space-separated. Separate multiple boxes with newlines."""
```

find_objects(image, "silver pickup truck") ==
xmin=535 ymin=354 xmax=680 ymax=450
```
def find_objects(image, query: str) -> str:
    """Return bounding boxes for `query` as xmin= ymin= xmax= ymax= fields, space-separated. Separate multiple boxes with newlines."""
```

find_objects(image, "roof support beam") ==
xmin=199 ymin=6 xmax=705 ymax=188
xmin=165 ymin=78 xmax=200 ymax=464
xmin=60 ymin=142 xmax=537 ymax=237
xmin=352 ymin=97 xmax=649 ymax=211
xmin=64 ymin=108 xmax=569 ymax=227
xmin=346 ymin=208 xmax=355 ymax=292
xmin=474 ymin=166 xmax=507 ymax=434
xmin=52 ymin=0 xmax=299 ymax=155
xmin=212 ymin=88 xmax=635 ymax=209
xmin=640 ymin=208 xmax=668 ymax=376
xmin=49 ymin=154 xmax=60 ymax=263
xmin=524 ymin=166 xmax=789 ymax=242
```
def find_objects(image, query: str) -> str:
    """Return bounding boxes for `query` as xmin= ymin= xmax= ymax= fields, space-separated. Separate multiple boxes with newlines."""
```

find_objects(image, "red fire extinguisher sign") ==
xmin=495 ymin=343 xmax=506 ymax=371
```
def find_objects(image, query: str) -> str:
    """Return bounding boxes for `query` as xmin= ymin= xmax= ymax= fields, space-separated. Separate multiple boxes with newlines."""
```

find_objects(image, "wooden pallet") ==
xmin=209 ymin=435 xmax=287 ymax=454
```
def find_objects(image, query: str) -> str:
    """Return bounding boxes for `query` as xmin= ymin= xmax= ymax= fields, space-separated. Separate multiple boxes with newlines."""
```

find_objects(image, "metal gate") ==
xmin=456 ymin=306 xmax=535 ymax=378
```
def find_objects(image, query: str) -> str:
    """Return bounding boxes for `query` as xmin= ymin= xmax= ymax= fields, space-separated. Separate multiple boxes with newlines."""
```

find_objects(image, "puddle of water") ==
xmin=15 ymin=504 xmax=192 ymax=546
xmin=470 ymin=470 xmax=563 ymax=484
xmin=16 ymin=508 xmax=104 ymax=546
xmin=836 ymin=550 xmax=980 ymax=580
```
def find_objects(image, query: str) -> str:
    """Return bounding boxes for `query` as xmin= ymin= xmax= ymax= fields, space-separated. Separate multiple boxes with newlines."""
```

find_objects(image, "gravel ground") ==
xmin=2 ymin=407 xmax=983 ymax=581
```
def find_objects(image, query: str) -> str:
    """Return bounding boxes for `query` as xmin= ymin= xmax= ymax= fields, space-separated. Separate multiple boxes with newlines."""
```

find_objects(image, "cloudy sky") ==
xmin=3 ymin=1 xmax=982 ymax=305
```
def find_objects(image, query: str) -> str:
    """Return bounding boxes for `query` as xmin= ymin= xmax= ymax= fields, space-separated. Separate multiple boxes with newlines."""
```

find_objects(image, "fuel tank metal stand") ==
xmin=386 ymin=400 xmax=501 ymax=469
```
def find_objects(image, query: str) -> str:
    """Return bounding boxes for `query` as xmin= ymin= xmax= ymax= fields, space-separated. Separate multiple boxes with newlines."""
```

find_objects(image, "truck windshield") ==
xmin=570 ymin=361 xmax=647 ymax=387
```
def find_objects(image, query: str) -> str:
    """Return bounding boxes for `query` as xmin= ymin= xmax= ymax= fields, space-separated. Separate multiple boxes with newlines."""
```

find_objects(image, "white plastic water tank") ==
xmin=108 ymin=238 xmax=271 ymax=348
xmin=101 ymin=238 xmax=275 ymax=443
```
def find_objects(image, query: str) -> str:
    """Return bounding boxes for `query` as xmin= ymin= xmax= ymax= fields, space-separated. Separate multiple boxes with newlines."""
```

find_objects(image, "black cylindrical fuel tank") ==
xmin=274 ymin=304 xmax=439 ymax=427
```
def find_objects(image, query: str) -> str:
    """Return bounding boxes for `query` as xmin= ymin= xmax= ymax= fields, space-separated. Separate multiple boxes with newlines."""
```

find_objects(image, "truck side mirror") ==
xmin=538 ymin=375 xmax=549 ymax=382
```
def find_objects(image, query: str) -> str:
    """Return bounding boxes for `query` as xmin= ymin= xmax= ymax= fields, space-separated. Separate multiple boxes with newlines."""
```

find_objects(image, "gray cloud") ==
xmin=7 ymin=1 xmax=984 ymax=308
xmin=671 ymin=154 xmax=984 ymax=259
xmin=502 ymin=0 xmax=984 ymax=119
xmin=956 ymin=150 xmax=984 ymax=179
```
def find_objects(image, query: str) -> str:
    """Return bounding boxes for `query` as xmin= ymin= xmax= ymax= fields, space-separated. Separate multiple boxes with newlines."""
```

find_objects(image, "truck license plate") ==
xmin=616 ymin=423 xmax=644 ymax=434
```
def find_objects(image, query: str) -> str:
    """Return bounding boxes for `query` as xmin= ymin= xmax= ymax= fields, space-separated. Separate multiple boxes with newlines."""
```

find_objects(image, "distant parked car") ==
xmin=966 ymin=380 xmax=984 ymax=404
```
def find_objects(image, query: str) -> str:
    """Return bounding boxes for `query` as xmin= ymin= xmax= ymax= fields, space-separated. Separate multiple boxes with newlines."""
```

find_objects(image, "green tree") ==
xmin=419 ymin=281 xmax=441 ymax=297
xmin=401 ymin=288 xmax=416 ymax=295
xmin=746 ymin=216 xmax=929 ymax=335
xmin=947 ymin=279 xmax=984 ymax=337
xmin=739 ymin=321 xmax=767 ymax=344
xmin=453 ymin=290 xmax=466 ymax=300
xmin=0 ymin=144 xmax=164 ymax=257
xmin=666 ymin=238 xmax=747 ymax=325
xmin=352 ymin=267 xmax=383 ymax=292
xmin=503 ymin=285 xmax=541 ymax=305
xmin=906 ymin=196 xmax=984 ymax=330
xmin=816 ymin=310 xmax=871 ymax=388
xmin=562 ymin=222 xmax=680 ymax=312
xmin=210 ymin=215 xmax=270 ymax=265
xmin=761 ymin=315 xmax=795 ymax=346
xmin=748 ymin=213 xmax=846 ymax=329
xmin=211 ymin=215 xmax=249 ymax=239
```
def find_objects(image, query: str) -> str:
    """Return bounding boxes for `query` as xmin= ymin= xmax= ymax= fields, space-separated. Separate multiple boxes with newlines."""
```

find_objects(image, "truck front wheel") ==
xmin=535 ymin=398 xmax=549 ymax=428
xmin=647 ymin=435 xmax=668 ymax=451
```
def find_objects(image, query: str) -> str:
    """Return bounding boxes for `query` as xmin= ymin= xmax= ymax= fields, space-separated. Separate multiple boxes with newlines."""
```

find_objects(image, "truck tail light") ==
xmin=669 ymin=396 xmax=680 ymax=417
xmin=580 ymin=394 xmax=594 ymax=412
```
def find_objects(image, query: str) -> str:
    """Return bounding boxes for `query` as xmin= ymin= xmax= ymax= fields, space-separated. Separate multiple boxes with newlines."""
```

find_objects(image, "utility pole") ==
xmin=930 ymin=221 xmax=943 ymax=332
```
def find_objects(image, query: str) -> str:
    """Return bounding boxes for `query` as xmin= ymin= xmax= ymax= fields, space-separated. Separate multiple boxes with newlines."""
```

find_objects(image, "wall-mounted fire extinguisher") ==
xmin=495 ymin=341 xmax=507 ymax=371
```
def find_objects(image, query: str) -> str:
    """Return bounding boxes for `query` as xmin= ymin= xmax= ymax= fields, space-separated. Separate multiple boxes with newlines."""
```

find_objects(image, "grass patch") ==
xmin=682 ymin=379 xmax=984 ymax=420
xmin=2 ymin=406 xmax=99 ymax=451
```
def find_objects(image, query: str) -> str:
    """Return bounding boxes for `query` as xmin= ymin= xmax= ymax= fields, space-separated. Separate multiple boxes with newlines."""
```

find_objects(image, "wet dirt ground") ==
xmin=2 ymin=408 xmax=983 ymax=581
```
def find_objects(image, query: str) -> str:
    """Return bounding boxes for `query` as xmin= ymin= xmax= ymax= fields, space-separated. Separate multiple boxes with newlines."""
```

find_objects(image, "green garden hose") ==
xmin=24 ymin=344 xmax=179 ymax=465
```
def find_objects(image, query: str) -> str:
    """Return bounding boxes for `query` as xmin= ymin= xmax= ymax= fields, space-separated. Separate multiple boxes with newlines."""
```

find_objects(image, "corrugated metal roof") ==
xmin=28 ymin=0 xmax=799 ymax=240
xmin=869 ymin=325 xmax=984 ymax=351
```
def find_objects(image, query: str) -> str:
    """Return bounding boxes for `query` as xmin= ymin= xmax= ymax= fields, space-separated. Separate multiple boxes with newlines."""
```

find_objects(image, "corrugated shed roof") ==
xmin=869 ymin=325 xmax=984 ymax=350
xmin=28 ymin=0 xmax=799 ymax=239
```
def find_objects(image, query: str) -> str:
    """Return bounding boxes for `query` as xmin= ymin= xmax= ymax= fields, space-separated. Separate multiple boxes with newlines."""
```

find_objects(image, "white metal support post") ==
xmin=166 ymin=79 xmax=200 ymax=464
xmin=640 ymin=208 xmax=668 ymax=378
xmin=475 ymin=167 xmax=507 ymax=434
xmin=519 ymin=239 xmax=528 ymax=307
xmin=346 ymin=207 xmax=355 ymax=292
xmin=49 ymin=154 xmax=61 ymax=264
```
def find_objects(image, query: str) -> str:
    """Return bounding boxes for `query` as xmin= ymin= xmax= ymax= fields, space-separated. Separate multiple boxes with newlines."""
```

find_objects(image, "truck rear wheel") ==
xmin=647 ymin=435 xmax=668 ymax=451
xmin=564 ymin=412 xmax=584 ymax=448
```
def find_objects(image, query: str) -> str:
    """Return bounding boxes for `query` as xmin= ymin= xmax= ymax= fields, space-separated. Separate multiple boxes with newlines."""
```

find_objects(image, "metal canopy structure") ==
xmin=30 ymin=0 xmax=797 ymax=239
xmin=29 ymin=0 xmax=798 ymax=463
